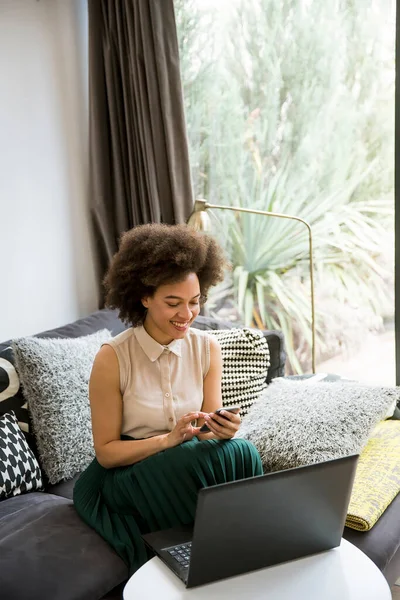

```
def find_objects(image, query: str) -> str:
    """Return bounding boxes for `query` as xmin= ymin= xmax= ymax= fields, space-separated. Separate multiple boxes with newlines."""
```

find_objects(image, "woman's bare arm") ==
xmin=89 ymin=345 xmax=171 ymax=468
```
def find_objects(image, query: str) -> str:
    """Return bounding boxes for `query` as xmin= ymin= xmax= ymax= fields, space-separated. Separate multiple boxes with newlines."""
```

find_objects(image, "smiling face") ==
xmin=141 ymin=272 xmax=201 ymax=345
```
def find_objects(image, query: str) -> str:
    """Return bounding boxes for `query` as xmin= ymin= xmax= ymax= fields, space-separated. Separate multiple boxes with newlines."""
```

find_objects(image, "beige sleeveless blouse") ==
xmin=104 ymin=326 xmax=210 ymax=439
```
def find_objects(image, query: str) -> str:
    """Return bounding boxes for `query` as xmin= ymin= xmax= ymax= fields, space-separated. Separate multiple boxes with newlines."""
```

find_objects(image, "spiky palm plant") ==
xmin=175 ymin=0 xmax=394 ymax=372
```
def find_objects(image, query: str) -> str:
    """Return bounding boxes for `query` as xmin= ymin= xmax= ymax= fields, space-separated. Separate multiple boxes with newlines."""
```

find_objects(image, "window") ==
xmin=176 ymin=0 xmax=395 ymax=382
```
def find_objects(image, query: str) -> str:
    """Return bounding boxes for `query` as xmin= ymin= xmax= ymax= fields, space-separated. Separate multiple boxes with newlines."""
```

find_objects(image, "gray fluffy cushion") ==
xmin=12 ymin=330 xmax=110 ymax=484
xmin=236 ymin=378 xmax=399 ymax=473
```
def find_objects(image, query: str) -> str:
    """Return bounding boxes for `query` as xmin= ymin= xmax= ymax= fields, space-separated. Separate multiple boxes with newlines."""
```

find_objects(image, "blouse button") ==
xmin=169 ymin=417 xmax=173 ymax=422
xmin=165 ymin=392 xmax=170 ymax=397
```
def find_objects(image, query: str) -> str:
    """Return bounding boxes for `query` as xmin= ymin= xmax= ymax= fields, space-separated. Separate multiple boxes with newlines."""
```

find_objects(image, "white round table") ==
xmin=123 ymin=539 xmax=391 ymax=599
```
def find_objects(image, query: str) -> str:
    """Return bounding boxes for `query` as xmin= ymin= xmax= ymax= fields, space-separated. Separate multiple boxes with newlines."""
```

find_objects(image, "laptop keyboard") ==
xmin=167 ymin=542 xmax=192 ymax=569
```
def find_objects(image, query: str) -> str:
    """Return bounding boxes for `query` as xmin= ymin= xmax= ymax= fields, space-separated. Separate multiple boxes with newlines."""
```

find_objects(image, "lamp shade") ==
xmin=187 ymin=208 xmax=212 ymax=232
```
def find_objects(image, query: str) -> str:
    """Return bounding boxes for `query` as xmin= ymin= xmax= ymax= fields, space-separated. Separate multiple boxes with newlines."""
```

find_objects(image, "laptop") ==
xmin=142 ymin=454 xmax=358 ymax=588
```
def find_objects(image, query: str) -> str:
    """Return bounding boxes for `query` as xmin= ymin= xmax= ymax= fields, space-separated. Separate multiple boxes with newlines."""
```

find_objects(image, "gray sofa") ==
xmin=0 ymin=309 xmax=399 ymax=599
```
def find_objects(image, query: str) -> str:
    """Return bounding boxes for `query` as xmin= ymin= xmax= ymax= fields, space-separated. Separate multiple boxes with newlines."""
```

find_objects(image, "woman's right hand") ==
xmin=166 ymin=412 xmax=208 ymax=448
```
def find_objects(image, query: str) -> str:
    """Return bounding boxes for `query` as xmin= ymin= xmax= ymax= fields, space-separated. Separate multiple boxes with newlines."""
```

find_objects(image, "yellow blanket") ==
xmin=346 ymin=420 xmax=400 ymax=531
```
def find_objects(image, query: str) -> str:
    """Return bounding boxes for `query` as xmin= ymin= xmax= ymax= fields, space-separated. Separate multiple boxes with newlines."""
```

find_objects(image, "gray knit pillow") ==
xmin=236 ymin=377 xmax=399 ymax=473
xmin=12 ymin=330 xmax=110 ymax=484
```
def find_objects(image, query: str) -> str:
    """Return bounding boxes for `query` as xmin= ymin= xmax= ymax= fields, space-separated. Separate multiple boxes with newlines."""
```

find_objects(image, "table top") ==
xmin=123 ymin=539 xmax=391 ymax=600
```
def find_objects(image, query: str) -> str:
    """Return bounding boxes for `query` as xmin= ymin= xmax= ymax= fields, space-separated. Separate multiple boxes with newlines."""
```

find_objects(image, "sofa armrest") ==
xmin=263 ymin=330 xmax=286 ymax=383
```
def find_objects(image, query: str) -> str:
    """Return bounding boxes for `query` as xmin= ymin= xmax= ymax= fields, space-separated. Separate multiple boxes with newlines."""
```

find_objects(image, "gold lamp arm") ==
xmin=187 ymin=199 xmax=316 ymax=374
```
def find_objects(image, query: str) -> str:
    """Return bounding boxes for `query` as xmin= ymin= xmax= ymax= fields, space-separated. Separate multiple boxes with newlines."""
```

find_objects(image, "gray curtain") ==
xmin=88 ymin=0 xmax=194 ymax=298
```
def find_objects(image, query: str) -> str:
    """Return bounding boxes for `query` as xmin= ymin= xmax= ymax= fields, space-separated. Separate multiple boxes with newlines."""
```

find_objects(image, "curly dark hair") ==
xmin=104 ymin=223 xmax=228 ymax=326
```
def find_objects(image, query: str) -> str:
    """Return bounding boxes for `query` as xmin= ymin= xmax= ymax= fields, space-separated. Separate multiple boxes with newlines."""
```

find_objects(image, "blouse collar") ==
xmin=134 ymin=325 xmax=182 ymax=362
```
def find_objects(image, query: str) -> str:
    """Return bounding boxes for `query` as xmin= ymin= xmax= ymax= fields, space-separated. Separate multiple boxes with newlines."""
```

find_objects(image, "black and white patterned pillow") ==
xmin=0 ymin=346 xmax=35 ymax=449
xmin=209 ymin=328 xmax=270 ymax=416
xmin=0 ymin=411 xmax=43 ymax=500
xmin=0 ymin=348 xmax=25 ymax=423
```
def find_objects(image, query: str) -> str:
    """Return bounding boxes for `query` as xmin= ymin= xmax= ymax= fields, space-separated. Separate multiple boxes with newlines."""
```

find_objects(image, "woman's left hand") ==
xmin=203 ymin=409 xmax=241 ymax=440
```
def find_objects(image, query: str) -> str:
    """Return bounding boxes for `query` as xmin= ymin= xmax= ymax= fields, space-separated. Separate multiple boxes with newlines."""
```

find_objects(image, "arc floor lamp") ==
xmin=187 ymin=199 xmax=316 ymax=373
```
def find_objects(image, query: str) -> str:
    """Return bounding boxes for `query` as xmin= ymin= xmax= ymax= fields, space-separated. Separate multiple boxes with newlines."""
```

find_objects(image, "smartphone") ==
xmin=199 ymin=405 xmax=241 ymax=433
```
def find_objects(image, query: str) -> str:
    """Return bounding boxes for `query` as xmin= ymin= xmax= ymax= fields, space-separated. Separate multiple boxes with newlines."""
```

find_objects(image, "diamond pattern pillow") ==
xmin=0 ymin=411 xmax=43 ymax=500
xmin=209 ymin=328 xmax=270 ymax=416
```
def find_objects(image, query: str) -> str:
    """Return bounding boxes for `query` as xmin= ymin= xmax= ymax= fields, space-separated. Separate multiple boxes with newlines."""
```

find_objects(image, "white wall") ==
xmin=0 ymin=0 xmax=98 ymax=341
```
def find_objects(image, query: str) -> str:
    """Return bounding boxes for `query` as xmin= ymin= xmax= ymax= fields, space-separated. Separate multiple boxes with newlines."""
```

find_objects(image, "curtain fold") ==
xmin=88 ymin=0 xmax=194 ymax=300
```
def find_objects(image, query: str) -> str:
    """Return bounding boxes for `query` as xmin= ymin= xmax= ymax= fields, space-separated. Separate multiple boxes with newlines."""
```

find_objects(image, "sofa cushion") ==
xmin=0 ymin=492 xmax=128 ymax=600
xmin=192 ymin=314 xmax=285 ymax=383
xmin=209 ymin=328 xmax=270 ymax=416
xmin=0 ymin=310 xmax=129 ymax=455
xmin=0 ymin=346 xmax=30 ymax=437
xmin=12 ymin=330 xmax=111 ymax=484
xmin=0 ymin=411 xmax=43 ymax=500
xmin=237 ymin=378 xmax=396 ymax=473
xmin=0 ymin=310 xmax=128 ymax=355
xmin=47 ymin=474 xmax=80 ymax=500
xmin=26 ymin=308 xmax=128 ymax=342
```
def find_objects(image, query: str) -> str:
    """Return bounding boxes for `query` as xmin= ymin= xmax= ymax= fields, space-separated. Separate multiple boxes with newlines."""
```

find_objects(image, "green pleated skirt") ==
xmin=73 ymin=437 xmax=262 ymax=574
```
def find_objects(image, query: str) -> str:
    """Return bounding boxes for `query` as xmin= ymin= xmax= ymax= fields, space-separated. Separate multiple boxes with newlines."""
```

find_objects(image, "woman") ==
xmin=73 ymin=223 xmax=262 ymax=573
